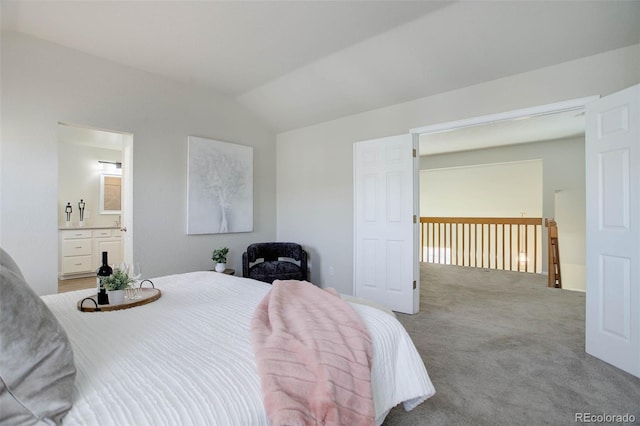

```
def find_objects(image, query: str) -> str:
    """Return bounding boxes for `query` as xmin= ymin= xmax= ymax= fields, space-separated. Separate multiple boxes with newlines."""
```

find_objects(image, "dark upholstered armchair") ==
xmin=242 ymin=242 xmax=308 ymax=284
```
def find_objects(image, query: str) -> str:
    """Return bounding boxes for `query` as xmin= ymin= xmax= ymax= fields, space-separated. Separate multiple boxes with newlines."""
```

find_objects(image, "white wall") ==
xmin=422 ymin=137 xmax=586 ymax=222
xmin=276 ymin=44 xmax=639 ymax=295
xmin=1 ymin=32 xmax=277 ymax=295
xmin=58 ymin=142 xmax=122 ymax=228
xmin=555 ymin=189 xmax=586 ymax=292
xmin=420 ymin=160 xmax=543 ymax=218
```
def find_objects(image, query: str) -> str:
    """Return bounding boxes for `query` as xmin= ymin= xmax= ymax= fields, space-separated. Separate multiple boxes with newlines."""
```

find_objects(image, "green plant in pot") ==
xmin=212 ymin=247 xmax=229 ymax=273
xmin=101 ymin=268 xmax=134 ymax=305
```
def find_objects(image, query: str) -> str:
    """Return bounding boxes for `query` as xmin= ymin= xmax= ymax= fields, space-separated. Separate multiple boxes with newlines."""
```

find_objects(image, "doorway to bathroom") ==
xmin=57 ymin=123 xmax=133 ymax=292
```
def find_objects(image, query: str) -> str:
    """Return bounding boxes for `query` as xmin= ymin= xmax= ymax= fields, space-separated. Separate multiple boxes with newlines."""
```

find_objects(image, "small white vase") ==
xmin=215 ymin=262 xmax=226 ymax=273
xmin=107 ymin=289 xmax=125 ymax=305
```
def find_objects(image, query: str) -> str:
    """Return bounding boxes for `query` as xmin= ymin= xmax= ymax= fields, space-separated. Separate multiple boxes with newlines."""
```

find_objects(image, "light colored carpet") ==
xmin=383 ymin=263 xmax=640 ymax=426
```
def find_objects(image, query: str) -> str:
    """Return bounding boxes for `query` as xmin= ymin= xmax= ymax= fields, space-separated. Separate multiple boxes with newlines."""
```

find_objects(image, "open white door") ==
xmin=585 ymin=84 xmax=639 ymax=378
xmin=353 ymin=134 xmax=419 ymax=314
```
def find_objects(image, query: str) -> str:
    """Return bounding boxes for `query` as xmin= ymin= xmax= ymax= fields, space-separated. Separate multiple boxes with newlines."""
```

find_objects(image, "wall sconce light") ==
xmin=98 ymin=161 xmax=122 ymax=172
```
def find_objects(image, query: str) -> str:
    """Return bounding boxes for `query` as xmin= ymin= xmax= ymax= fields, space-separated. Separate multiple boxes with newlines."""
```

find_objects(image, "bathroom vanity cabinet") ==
xmin=59 ymin=227 xmax=123 ymax=279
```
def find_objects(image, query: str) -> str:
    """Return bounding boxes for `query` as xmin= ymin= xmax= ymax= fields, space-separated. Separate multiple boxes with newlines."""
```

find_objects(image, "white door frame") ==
xmin=410 ymin=96 xmax=599 ymax=135
xmin=411 ymin=96 xmax=599 ymax=280
xmin=58 ymin=122 xmax=134 ymax=266
xmin=409 ymin=94 xmax=640 ymax=376
xmin=121 ymin=133 xmax=133 ymax=265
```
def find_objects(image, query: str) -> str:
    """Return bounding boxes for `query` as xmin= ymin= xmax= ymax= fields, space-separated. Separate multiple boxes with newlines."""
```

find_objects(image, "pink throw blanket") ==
xmin=251 ymin=280 xmax=375 ymax=426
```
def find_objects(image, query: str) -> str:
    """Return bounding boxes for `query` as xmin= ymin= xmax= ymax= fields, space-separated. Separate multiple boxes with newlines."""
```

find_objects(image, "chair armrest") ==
xmin=300 ymin=250 xmax=308 ymax=280
xmin=242 ymin=252 xmax=249 ymax=278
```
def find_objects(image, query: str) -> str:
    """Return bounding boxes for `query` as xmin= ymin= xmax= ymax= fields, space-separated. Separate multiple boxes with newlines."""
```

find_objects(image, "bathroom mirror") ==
xmin=99 ymin=173 xmax=122 ymax=214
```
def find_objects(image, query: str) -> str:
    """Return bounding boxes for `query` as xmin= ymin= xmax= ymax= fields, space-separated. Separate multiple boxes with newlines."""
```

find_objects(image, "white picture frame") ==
xmin=99 ymin=173 xmax=122 ymax=215
xmin=186 ymin=136 xmax=253 ymax=234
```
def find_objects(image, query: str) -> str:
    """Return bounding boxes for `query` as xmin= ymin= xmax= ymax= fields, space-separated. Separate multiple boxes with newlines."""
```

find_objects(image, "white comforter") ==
xmin=43 ymin=272 xmax=435 ymax=425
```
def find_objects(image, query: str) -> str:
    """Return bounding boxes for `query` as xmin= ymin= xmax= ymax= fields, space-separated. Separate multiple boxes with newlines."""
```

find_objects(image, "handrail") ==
xmin=420 ymin=216 xmax=543 ymax=273
xmin=546 ymin=219 xmax=562 ymax=288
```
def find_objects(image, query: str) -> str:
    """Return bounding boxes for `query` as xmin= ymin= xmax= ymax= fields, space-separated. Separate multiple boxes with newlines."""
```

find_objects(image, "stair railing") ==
xmin=420 ymin=216 xmax=544 ymax=273
xmin=545 ymin=219 xmax=562 ymax=288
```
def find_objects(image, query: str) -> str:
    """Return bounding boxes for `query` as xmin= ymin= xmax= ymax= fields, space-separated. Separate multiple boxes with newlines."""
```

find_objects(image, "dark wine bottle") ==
xmin=96 ymin=251 xmax=113 ymax=304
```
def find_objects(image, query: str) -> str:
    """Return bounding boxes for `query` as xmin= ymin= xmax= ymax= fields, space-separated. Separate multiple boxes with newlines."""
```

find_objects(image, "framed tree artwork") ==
xmin=187 ymin=136 xmax=253 ymax=234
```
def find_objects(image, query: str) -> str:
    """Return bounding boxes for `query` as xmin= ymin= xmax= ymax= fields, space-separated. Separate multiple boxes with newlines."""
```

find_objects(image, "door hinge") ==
xmin=412 ymin=148 xmax=417 ymax=158
xmin=413 ymin=214 xmax=417 ymax=223
xmin=413 ymin=280 xmax=417 ymax=289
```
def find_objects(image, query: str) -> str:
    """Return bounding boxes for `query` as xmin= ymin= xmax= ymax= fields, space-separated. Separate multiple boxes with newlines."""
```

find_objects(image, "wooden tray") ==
xmin=78 ymin=288 xmax=161 ymax=312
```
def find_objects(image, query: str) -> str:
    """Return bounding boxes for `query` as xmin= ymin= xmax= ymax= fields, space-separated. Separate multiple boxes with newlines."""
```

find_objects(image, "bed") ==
xmin=1 ymin=248 xmax=435 ymax=425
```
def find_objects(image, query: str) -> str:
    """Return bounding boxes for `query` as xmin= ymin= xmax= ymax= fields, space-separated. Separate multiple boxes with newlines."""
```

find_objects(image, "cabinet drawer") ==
xmin=93 ymin=229 xmax=113 ymax=238
xmin=62 ymin=255 xmax=93 ymax=274
xmin=62 ymin=239 xmax=92 ymax=256
xmin=61 ymin=230 xmax=92 ymax=239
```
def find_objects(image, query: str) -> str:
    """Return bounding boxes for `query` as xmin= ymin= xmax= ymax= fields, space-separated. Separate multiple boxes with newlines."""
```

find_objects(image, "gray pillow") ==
xmin=0 ymin=248 xmax=76 ymax=425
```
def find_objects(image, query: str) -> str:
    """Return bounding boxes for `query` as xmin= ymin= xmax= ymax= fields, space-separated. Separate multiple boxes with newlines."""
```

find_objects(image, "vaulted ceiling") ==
xmin=2 ymin=1 xmax=639 ymax=134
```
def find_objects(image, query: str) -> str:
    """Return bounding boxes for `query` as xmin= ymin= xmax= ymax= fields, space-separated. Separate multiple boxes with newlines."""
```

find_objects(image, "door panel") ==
xmin=353 ymin=134 xmax=419 ymax=314
xmin=600 ymin=255 xmax=630 ymax=339
xmin=585 ymin=84 xmax=639 ymax=378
